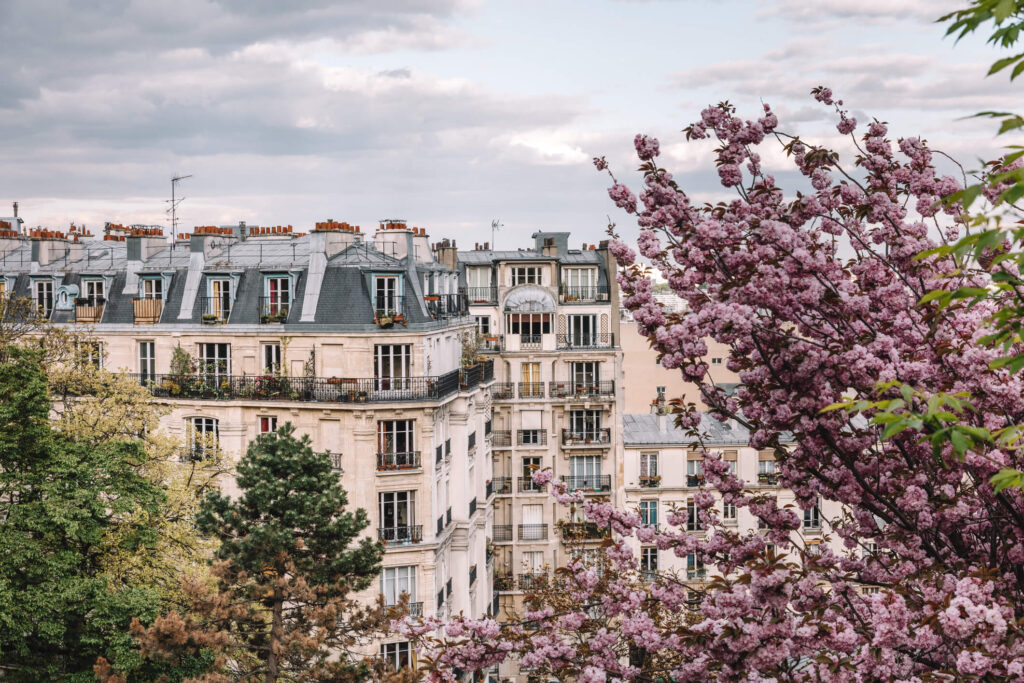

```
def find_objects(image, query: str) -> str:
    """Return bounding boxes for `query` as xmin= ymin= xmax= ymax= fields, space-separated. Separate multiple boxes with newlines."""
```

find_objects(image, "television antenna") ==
xmin=166 ymin=174 xmax=193 ymax=235
xmin=490 ymin=218 xmax=502 ymax=249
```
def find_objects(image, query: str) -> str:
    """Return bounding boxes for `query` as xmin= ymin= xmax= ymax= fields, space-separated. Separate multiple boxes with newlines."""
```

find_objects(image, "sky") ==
xmin=0 ymin=0 xmax=1013 ymax=250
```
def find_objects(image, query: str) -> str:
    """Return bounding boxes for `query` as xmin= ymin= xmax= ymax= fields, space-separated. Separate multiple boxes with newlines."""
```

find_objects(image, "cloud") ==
xmin=765 ymin=0 xmax=962 ymax=23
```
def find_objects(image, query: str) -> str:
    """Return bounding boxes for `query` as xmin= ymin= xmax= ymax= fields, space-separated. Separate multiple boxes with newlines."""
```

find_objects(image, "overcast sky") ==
xmin=0 ymin=0 xmax=1011 ymax=249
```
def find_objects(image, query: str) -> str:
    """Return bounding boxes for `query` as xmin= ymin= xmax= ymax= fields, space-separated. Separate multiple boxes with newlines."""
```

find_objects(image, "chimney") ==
xmin=412 ymin=226 xmax=431 ymax=263
xmin=0 ymin=220 xmax=24 ymax=257
xmin=374 ymin=219 xmax=410 ymax=260
xmin=30 ymin=230 xmax=70 ymax=267
xmin=124 ymin=228 xmax=167 ymax=294
xmin=12 ymin=202 xmax=18 ymax=218
xmin=656 ymin=386 xmax=667 ymax=432
xmin=434 ymin=238 xmax=458 ymax=270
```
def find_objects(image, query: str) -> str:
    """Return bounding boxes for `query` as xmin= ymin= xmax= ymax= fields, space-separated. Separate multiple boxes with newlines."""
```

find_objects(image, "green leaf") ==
xmin=918 ymin=289 xmax=950 ymax=305
xmin=991 ymin=468 xmax=1024 ymax=492
xmin=950 ymin=429 xmax=969 ymax=457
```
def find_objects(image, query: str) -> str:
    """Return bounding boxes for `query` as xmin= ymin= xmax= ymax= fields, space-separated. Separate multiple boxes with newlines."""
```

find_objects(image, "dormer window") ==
xmin=261 ymin=275 xmax=291 ymax=323
xmin=374 ymin=275 xmax=401 ymax=316
xmin=35 ymin=280 xmax=53 ymax=317
xmin=205 ymin=278 xmax=232 ymax=322
xmin=141 ymin=277 xmax=163 ymax=300
xmin=83 ymin=280 xmax=105 ymax=306
xmin=511 ymin=266 xmax=541 ymax=286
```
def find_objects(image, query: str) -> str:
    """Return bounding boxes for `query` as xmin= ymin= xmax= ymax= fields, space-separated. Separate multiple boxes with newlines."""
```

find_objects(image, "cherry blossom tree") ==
xmin=400 ymin=91 xmax=1024 ymax=681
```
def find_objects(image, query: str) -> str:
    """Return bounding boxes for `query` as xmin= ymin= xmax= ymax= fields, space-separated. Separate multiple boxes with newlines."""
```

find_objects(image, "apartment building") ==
xmin=0 ymin=217 xmax=494 ymax=675
xmin=458 ymin=232 xmax=624 ymax=678
xmin=623 ymin=392 xmax=846 ymax=603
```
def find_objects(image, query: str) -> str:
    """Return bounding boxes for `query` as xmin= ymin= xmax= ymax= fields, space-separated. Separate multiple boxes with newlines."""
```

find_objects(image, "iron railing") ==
xmin=493 ymin=574 xmax=515 ymax=591
xmin=491 ymin=430 xmax=512 ymax=447
xmin=561 ymin=428 xmax=612 ymax=446
xmin=518 ymin=572 xmax=548 ymax=590
xmin=555 ymin=333 xmax=616 ymax=349
xmin=75 ymin=301 xmax=105 ymax=323
xmin=373 ymin=295 xmax=404 ymax=319
xmin=517 ymin=429 xmax=547 ymax=446
xmin=376 ymin=451 xmax=421 ymax=471
xmin=559 ymin=522 xmax=610 ymax=540
xmin=548 ymin=381 xmax=615 ymax=399
xmin=686 ymin=474 xmax=706 ymax=487
xmin=519 ymin=477 xmax=543 ymax=493
xmin=378 ymin=525 xmax=423 ymax=545
xmin=200 ymin=295 xmax=232 ymax=322
xmin=492 ymin=383 xmax=515 ymax=400
xmin=639 ymin=476 xmax=661 ymax=488
xmin=559 ymin=285 xmax=610 ymax=303
xmin=478 ymin=336 xmax=502 ymax=353
xmin=466 ymin=286 xmax=498 ymax=304
xmin=491 ymin=477 xmax=512 ymax=494
xmin=560 ymin=475 xmax=612 ymax=493
xmin=124 ymin=369 xmax=462 ymax=403
xmin=424 ymin=293 xmax=468 ymax=320
xmin=518 ymin=524 xmax=548 ymax=541
xmin=757 ymin=473 xmax=779 ymax=486
xmin=492 ymin=524 xmax=513 ymax=542
xmin=519 ymin=382 xmax=545 ymax=399
xmin=259 ymin=296 xmax=291 ymax=323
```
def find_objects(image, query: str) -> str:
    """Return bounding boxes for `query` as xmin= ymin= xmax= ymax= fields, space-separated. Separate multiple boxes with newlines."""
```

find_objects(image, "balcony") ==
xmin=560 ymin=475 xmax=612 ymax=493
xmin=548 ymin=381 xmax=615 ymax=400
xmin=638 ymin=475 xmax=661 ymax=488
xmin=493 ymin=524 xmax=513 ymax=542
xmin=131 ymin=297 xmax=162 ymax=324
xmin=555 ymin=333 xmax=615 ymax=350
xmin=757 ymin=472 xmax=779 ymax=487
xmin=373 ymin=295 xmax=406 ymax=327
xmin=200 ymin=295 xmax=231 ymax=323
xmin=491 ymin=477 xmax=512 ymax=495
xmin=519 ymin=382 xmax=545 ymax=399
xmin=517 ymin=429 xmax=547 ymax=446
xmin=559 ymin=285 xmax=610 ymax=303
xmin=518 ymin=572 xmax=548 ymax=590
xmin=376 ymin=451 xmax=421 ymax=471
xmin=519 ymin=333 xmax=543 ymax=351
xmin=478 ymin=335 xmax=502 ymax=353
xmin=491 ymin=430 xmax=512 ymax=448
xmin=466 ymin=286 xmax=498 ymax=304
xmin=424 ymin=293 xmax=468 ymax=321
xmin=561 ymin=428 xmax=612 ymax=447
xmin=378 ymin=525 xmax=423 ymax=545
xmin=493 ymin=573 xmax=515 ymax=591
xmin=518 ymin=524 xmax=548 ymax=541
xmin=75 ymin=297 xmax=105 ymax=323
xmin=518 ymin=477 xmax=544 ymax=493
xmin=125 ymin=369 xmax=463 ymax=403
xmin=558 ymin=522 xmax=610 ymax=541
xmin=686 ymin=474 xmax=706 ymax=487
xmin=492 ymin=383 xmax=515 ymax=401
xmin=385 ymin=600 xmax=423 ymax=618
xmin=258 ymin=296 xmax=291 ymax=324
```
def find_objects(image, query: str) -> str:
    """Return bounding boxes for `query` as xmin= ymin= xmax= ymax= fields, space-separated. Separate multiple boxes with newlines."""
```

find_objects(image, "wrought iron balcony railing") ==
xmin=559 ymin=522 xmax=610 ymax=541
xmin=491 ymin=382 xmax=515 ymax=400
xmin=518 ymin=477 xmax=544 ymax=493
xmin=378 ymin=525 xmax=423 ymax=545
xmin=560 ymin=475 xmax=612 ymax=493
xmin=490 ymin=430 xmax=512 ymax=447
xmin=491 ymin=477 xmax=512 ymax=494
xmin=548 ymin=380 xmax=615 ymax=399
xmin=465 ymin=286 xmax=498 ymax=304
xmin=200 ymin=295 xmax=232 ymax=322
xmin=561 ymin=428 xmax=612 ymax=446
xmin=492 ymin=524 xmax=513 ymax=542
xmin=518 ymin=524 xmax=548 ymax=541
xmin=558 ymin=285 xmax=610 ymax=303
xmin=518 ymin=572 xmax=548 ymax=590
xmin=376 ymin=451 xmax=421 ymax=471
xmin=519 ymin=382 xmax=545 ymax=399
xmin=555 ymin=333 xmax=615 ymax=349
xmin=517 ymin=429 xmax=547 ymax=446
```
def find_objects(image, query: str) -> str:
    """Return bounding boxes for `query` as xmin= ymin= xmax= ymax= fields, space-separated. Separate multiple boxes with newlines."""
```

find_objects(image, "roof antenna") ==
xmin=490 ymin=219 xmax=502 ymax=250
xmin=166 ymin=174 xmax=193 ymax=240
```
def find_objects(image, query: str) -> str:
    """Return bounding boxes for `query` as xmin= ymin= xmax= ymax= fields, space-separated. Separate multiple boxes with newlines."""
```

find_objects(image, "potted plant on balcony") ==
xmin=201 ymin=313 xmax=219 ymax=324
xmin=376 ymin=313 xmax=394 ymax=328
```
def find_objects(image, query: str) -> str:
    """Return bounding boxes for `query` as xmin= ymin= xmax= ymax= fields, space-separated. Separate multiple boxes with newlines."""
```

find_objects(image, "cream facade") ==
xmin=0 ymin=219 xmax=495 ymax=675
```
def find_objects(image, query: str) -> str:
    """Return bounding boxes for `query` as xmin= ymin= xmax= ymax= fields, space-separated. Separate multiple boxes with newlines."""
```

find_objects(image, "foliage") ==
xmin=0 ymin=346 xmax=176 ymax=680
xmin=411 ymin=93 xmax=1024 ymax=680
xmin=117 ymin=424 xmax=408 ymax=682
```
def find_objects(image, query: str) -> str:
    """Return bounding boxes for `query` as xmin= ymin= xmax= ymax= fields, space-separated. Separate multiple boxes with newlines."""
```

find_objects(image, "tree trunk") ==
xmin=266 ymin=586 xmax=284 ymax=683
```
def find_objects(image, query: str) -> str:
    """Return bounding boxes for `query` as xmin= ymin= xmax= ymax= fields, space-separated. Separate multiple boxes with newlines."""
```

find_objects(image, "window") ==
xmin=380 ymin=641 xmax=412 ymax=671
xmin=711 ymin=357 xmax=722 ymax=365
xmin=467 ymin=267 xmax=492 ymax=291
xmin=862 ymin=586 xmax=881 ymax=595
xmin=571 ymin=361 xmax=600 ymax=387
xmin=522 ymin=456 xmax=541 ymax=487
xmin=686 ymin=553 xmax=705 ymax=580
xmin=640 ymin=452 xmax=659 ymax=479
xmin=474 ymin=316 xmax=490 ymax=335
xmin=374 ymin=275 xmax=400 ymax=315
xmin=521 ymin=506 xmax=544 ymax=541
xmin=758 ymin=459 xmax=777 ymax=484
xmin=138 ymin=341 xmax=155 ymax=382
xmin=570 ymin=455 xmax=602 ymax=489
xmin=259 ymin=416 xmax=277 ymax=435
xmin=520 ymin=362 xmax=541 ymax=397
xmin=35 ymin=280 xmax=53 ymax=317
xmin=522 ymin=550 xmax=544 ymax=572
xmin=723 ymin=500 xmax=737 ymax=522
xmin=263 ymin=343 xmax=281 ymax=374
xmin=265 ymin=275 xmax=290 ymax=314
xmin=378 ymin=420 xmax=415 ymax=455
xmin=375 ymin=344 xmax=411 ymax=389
xmin=568 ymin=410 xmax=602 ymax=438
xmin=381 ymin=566 xmax=417 ymax=606
xmin=506 ymin=313 xmax=551 ymax=335
xmin=78 ymin=341 xmax=103 ymax=369
xmin=641 ymin=547 xmax=658 ymax=573
xmin=511 ymin=266 xmax=541 ymax=286
xmin=207 ymin=278 xmax=232 ymax=320
xmin=141 ymin=277 xmax=163 ymax=300
xmin=186 ymin=417 xmax=219 ymax=460
xmin=639 ymin=500 xmax=658 ymax=527
xmin=562 ymin=267 xmax=597 ymax=299
xmin=84 ymin=280 xmax=105 ymax=305
xmin=686 ymin=500 xmax=704 ymax=532
xmin=379 ymin=491 xmax=415 ymax=534
xmin=198 ymin=343 xmax=230 ymax=381
xmin=804 ymin=503 xmax=821 ymax=530
xmin=567 ymin=314 xmax=598 ymax=346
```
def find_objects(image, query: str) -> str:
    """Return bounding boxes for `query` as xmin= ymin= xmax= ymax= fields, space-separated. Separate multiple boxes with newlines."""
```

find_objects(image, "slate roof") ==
xmin=623 ymin=412 xmax=752 ymax=447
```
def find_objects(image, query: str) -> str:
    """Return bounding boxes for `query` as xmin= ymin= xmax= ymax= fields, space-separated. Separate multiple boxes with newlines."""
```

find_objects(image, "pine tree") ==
xmin=126 ymin=424 xmax=396 ymax=682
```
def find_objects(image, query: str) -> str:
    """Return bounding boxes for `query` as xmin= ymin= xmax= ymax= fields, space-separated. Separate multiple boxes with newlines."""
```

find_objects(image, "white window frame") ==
xmin=259 ymin=416 xmax=278 ymax=435
xmin=141 ymin=277 xmax=163 ymax=300
xmin=640 ymin=547 xmax=658 ymax=573
xmin=35 ymin=280 xmax=53 ymax=317
xmin=264 ymin=275 xmax=291 ymax=313
xmin=262 ymin=343 xmax=281 ymax=374
xmin=198 ymin=342 xmax=231 ymax=381
xmin=511 ymin=265 xmax=541 ymax=286
xmin=186 ymin=417 xmax=219 ymax=460
xmin=206 ymin=278 xmax=232 ymax=320
xmin=381 ymin=566 xmax=417 ymax=606
xmin=561 ymin=267 xmax=597 ymax=299
xmin=380 ymin=641 xmax=412 ymax=671
xmin=84 ymin=279 xmax=105 ymax=305
xmin=374 ymin=275 xmax=400 ymax=315
xmin=639 ymin=499 xmax=658 ymax=526
xmin=640 ymin=452 xmax=659 ymax=478
xmin=138 ymin=341 xmax=155 ymax=381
